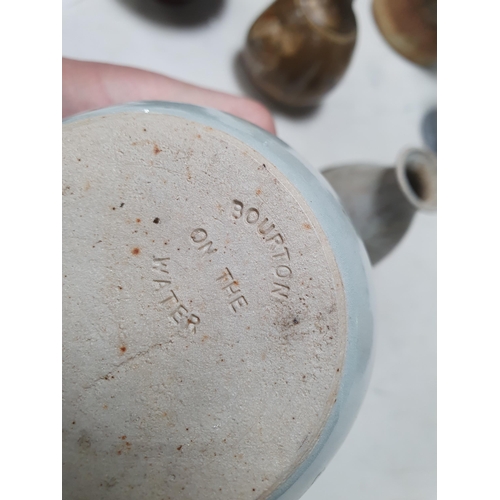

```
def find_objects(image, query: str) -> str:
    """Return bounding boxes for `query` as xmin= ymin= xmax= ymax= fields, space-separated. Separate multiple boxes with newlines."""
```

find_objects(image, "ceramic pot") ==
xmin=422 ymin=107 xmax=437 ymax=153
xmin=242 ymin=0 xmax=357 ymax=107
xmin=322 ymin=148 xmax=437 ymax=265
xmin=372 ymin=0 xmax=437 ymax=67
xmin=62 ymin=102 xmax=373 ymax=499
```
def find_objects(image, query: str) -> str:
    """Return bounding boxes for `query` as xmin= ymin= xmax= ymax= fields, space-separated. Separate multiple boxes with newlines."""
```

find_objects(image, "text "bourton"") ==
xmin=232 ymin=199 xmax=292 ymax=300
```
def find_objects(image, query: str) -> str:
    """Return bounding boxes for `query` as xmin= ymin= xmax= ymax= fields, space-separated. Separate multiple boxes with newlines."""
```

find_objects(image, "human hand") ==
xmin=62 ymin=58 xmax=275 ymax=134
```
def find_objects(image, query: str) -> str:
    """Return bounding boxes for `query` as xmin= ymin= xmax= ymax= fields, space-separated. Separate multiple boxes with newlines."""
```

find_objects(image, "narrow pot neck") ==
xmin=298 ymin=0 xmax=356 ymax=41
xmin=395 ymin=148 xmax=437 ymax=212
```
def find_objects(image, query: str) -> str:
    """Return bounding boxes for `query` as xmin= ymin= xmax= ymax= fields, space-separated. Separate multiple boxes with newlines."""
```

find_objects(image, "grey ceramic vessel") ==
xmin=62 ymin=102 xmax=436 ymax=500
xmin=322 ymin=148 xmax=437 ymax=265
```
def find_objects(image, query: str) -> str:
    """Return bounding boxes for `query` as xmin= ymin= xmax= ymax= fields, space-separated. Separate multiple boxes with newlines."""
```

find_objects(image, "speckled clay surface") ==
xmin=63 ymin=103 xmax=374 ymax=500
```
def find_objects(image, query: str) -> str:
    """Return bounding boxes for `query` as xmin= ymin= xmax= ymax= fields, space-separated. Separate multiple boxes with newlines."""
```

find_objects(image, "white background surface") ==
xmin=62 ymin=1 xmax=436 ymax=498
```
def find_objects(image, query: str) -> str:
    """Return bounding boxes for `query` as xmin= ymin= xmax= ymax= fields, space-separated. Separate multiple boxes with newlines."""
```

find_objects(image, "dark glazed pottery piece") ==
xmin=242 ymin=0 xmax=357 ymax=108
xmin=373 ymin=0 xmax=437 ymax=67
xmin=322 ymin=148 xmax=437 ymax=264
xmin=123 ymin=0 xmax=225 ymax=26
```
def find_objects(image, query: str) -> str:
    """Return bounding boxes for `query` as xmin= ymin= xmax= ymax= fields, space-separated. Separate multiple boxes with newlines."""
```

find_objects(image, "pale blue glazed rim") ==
xmin=64 ymin=102 xmax=375 ymax=500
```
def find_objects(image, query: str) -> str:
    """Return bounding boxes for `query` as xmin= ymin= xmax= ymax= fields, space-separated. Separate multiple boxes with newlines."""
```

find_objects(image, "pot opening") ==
xmin=397 ymin=148 xmax=437 ymax=211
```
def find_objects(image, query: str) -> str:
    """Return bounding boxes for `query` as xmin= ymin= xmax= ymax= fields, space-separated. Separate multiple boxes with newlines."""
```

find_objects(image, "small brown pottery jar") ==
xmin=242 ymin=0 xmax=357 ymax=108
xmin=372 ymin=0 xmax=437 ymax=67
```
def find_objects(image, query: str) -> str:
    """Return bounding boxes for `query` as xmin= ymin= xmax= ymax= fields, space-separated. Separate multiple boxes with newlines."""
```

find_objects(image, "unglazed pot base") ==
xmin=62 ymin=112 xmax=347 ymax=499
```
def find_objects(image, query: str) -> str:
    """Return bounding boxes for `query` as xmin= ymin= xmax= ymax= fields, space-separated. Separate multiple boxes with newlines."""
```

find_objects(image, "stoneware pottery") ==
xmin=130 ymin=0 xmax=224 ymax=25
xmin=422 ymin=107 xmax=437 ymax=153
xmin=372 ymin=0 xmax=437 ymax=67
xmin=62 ymin=101 xmax=374 ymax=499
xmin=322 ymin=148 xmax=437 ymax=265
xmin=242 ymin=0 xmax=357 ymax=108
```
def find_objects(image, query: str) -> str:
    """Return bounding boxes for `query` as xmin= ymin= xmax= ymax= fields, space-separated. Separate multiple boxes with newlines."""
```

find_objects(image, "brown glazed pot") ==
xmin=372 ymin=0 xmax=437 ymax=67
xmin=242 ymin=0 xmax=357 ymax=108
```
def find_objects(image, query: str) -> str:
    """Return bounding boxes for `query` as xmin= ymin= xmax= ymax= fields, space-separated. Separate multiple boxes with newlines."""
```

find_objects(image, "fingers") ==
xmin=63 ymin=58 xmax=276 ymax=134
xmin=218 ymin=98 xmax=276 ymax=135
